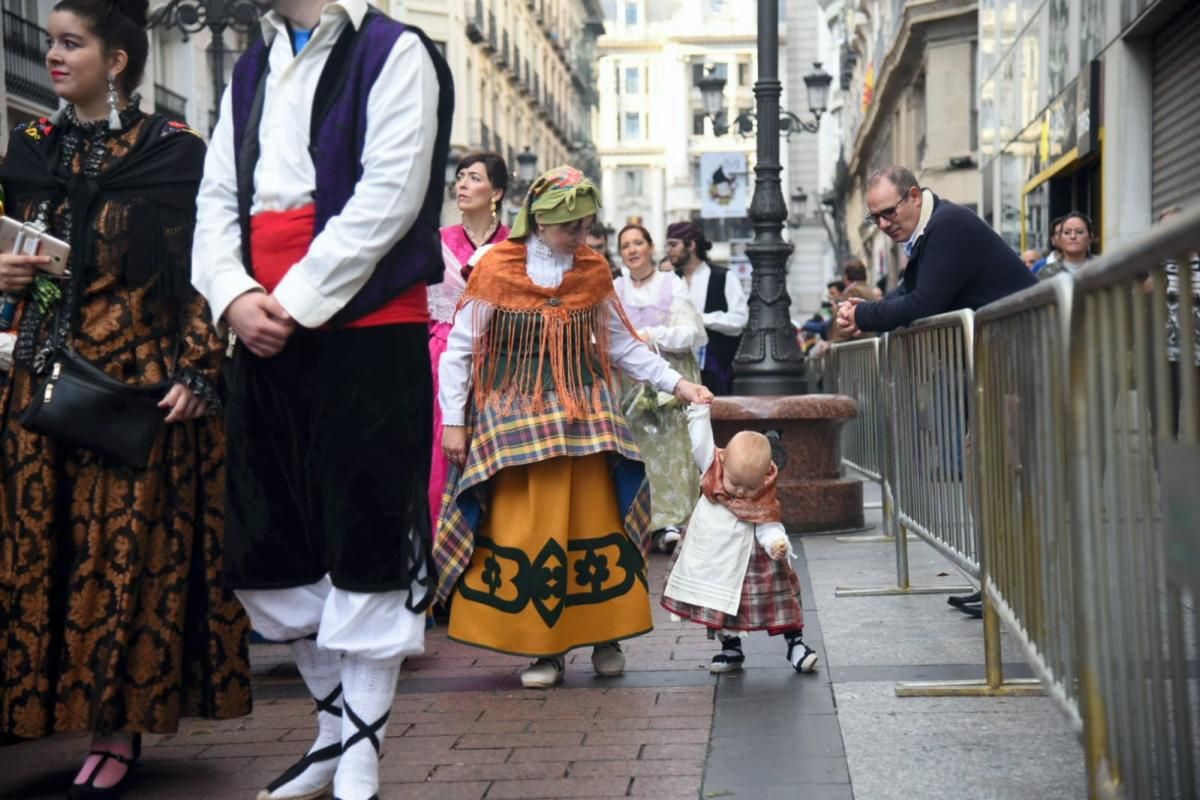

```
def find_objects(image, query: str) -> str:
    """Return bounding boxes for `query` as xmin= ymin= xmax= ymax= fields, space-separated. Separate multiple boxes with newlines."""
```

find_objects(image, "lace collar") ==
xmin=526 ymin=234 xmax=575 ymax=289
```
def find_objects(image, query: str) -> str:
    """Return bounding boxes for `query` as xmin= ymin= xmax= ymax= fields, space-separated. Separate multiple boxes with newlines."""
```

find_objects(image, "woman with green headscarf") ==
xmin=435 ymin=166 xmax=713 ymax=688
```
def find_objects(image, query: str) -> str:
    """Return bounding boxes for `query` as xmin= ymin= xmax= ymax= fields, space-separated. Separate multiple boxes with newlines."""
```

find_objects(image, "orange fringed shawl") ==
xmin=457 ymin=239 xmax=639 ymax=421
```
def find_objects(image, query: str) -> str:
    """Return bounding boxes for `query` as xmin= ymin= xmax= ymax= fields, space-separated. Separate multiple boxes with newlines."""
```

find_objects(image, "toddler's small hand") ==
xmin=768 ymin=539 xmax=790 ymax=561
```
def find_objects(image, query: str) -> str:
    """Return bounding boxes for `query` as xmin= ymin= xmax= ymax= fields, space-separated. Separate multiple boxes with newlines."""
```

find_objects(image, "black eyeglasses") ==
xmin=864 ymin=194 xmax=909 ymax=226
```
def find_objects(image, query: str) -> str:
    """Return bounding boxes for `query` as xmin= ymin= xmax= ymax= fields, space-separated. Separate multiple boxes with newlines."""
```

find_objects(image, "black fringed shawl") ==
xmin=0 ymin=114 xmax=205 ymax=309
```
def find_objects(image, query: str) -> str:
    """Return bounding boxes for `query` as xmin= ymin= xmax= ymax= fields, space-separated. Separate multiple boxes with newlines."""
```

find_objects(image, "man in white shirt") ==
xmin=665 ymin=221 xmax=749 ymax=394
xmin=191 ymin=1 xmax=452 ymax=798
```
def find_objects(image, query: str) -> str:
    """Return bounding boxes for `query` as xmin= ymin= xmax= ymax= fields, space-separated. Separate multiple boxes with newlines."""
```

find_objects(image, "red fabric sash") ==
xmin=700 ymin=449 xmax=782 ymax=524
xmin=250 ymin=205 xmax=428 ymax=328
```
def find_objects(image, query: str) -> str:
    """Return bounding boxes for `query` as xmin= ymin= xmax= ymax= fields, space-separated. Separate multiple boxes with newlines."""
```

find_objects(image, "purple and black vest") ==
xmin=228 ymin=10 xmax=454 ymax=327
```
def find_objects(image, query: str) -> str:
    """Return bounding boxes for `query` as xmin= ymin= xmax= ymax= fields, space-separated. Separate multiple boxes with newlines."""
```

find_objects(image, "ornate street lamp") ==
xmin=697 ymin=60 xmax=832 ymax=141
xmin=728 ymin=2 xmax=824 ymax=394
xmin=788 ymin=186 xmax=809 ymax=227
xmin=445 ymin=145 xmax=467 ymax=199
xmin=509 ymin=146 xmax=538 ymax=198
xmin=149 ymin=0 xmax=261 ymax=132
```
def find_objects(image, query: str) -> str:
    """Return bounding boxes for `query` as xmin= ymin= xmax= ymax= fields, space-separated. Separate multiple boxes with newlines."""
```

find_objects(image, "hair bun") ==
xmin=111 ymin=0 xmax=149 ymax=27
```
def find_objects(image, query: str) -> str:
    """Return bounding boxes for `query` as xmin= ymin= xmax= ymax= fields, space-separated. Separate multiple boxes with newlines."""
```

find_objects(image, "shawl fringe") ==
xmin=457 ymin=240 xmax=640 ymax=421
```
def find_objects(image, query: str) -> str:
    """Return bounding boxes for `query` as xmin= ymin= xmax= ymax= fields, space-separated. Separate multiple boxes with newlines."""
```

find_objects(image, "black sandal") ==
xmin=67 ymin=734 xmax=141 ymax=800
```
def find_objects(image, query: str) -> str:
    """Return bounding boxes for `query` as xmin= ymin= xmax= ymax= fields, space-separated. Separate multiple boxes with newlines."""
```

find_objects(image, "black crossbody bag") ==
xmin=19 ymin=296 xmax=175 ymax=470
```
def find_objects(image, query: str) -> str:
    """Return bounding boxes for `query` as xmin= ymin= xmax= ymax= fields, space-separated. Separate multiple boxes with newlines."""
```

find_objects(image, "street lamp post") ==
xmin=149 ymin=0 xmax=260 ymax=132
xmin=694 ymin=2 xmax=831 ymax=394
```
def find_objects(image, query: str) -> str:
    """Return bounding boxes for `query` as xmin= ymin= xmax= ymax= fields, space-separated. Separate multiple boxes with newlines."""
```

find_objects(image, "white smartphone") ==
xmin=0 ymin=216 xmax=70 ymax=276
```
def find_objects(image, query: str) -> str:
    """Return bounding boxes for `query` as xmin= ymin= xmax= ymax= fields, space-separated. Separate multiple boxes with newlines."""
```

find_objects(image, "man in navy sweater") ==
xmin=836 ymin=166 xmax=1035 ymax=337
xmin=837 ymin=165 xmax=1035 ymax=617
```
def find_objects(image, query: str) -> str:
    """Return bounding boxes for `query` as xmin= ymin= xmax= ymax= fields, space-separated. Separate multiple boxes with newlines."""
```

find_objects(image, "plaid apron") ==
xmin=661 ymin=536 xmax=804 ymax=634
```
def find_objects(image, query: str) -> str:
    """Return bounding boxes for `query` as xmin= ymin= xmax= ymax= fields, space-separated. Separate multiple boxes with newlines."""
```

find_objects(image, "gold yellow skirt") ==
xmin=448 ymin=453 xmax=652 ymax=657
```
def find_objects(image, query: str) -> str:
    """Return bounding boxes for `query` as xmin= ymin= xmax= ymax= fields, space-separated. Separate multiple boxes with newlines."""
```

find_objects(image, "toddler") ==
xmin=662 ymin=404 xmax=819 ymax=674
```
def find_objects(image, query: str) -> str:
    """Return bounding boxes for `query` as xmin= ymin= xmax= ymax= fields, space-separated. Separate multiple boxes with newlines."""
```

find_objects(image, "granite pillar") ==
xmin=711 ymin=395 xmax=863 ymax=532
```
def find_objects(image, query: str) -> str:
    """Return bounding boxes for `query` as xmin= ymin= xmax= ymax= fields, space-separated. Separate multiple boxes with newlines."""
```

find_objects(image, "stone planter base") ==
xmin=711 ymin=395 xmax=863 ymax=533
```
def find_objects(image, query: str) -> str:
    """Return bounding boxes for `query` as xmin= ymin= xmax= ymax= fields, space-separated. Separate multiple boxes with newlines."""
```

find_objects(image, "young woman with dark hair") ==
xmin=427 ymin=151 xmax=510 ymax=540
xmin=0 ymin=0 xmax=251 ymax=795
xmin=1038 ymin=211 xmax=1095 ymax=280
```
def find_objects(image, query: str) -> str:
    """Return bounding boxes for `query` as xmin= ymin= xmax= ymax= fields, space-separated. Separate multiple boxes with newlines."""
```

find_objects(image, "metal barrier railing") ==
xmin=834 ymin=318 xmax=974 ymax=599
xmin=1068 ymin=209 xmax=1200 ymax=798
xmin=824 ymin=209 xmax=1200 ymax=787
xmin=886 ymin=310 xmax=980 ymax=576
xmin=970 ymin=273 xmax=1081 ymax=716
xmin=828 ymin=338 xmax=885 ymax=483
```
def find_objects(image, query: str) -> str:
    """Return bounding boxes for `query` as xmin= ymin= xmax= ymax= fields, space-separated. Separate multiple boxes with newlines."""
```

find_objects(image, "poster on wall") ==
xmin=700 ymin=152 xmax=748 ymax=219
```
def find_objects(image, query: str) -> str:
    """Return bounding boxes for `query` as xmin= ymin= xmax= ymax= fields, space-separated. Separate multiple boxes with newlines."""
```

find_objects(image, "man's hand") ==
xmin=442 ymin=425 xmax=468 ymax=468
xmin=225 ymin=291 xmax=296 ymax=358
xmin=159 ymin=383 xmax=208 ymax=423
xmin=674 ymin=379 xmax=713 ymax=405
xmin=836 ymin=298 xmax=865 ymax=339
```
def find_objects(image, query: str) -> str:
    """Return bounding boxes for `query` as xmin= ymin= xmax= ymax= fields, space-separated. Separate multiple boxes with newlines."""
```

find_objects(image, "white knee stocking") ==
xmin=258 ymin=639 xmax=343 ymax=800
xmin=333 ymin=654 xmax=403 ymax=800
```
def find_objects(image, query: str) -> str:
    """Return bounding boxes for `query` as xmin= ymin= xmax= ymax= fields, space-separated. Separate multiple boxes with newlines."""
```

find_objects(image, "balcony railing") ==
xmin=485 ymin=11 xmax=497 ymax=53
xmin=466 ymin=0 xmax=484 ymax=43
xmin=154 ymin=83 xmax=188 ymax=122
xmin=3 ymin=10 xmax=58 ymax=110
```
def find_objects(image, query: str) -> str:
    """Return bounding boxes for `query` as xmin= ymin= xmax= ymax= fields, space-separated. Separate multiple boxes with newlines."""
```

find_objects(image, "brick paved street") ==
xmin=0 ymin=489 xmax=1089 ymax=799
xmin=1 ymin=552 xmax=723 ymax=800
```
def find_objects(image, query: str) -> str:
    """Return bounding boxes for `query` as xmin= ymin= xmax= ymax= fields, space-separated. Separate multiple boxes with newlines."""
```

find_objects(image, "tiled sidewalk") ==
xmin=0 ymin=487 xmax=1089 ymax=799
xmin=0 ymin=554 xmax=725 ymax=800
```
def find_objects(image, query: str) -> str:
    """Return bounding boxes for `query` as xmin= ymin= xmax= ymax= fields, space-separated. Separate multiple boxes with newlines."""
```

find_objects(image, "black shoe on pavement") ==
xmin=948 ymin=590 xmax=981 ymax=608
xmin=709 ymin=636 xmax=745 ymax=674
xmin=958 ymin=601 xmax=984 ymax=619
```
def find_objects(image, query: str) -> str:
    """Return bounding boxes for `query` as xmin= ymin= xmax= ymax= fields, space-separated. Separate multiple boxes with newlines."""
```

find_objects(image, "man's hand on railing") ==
xmin=836 ymin=298 xmax=866 ymax=338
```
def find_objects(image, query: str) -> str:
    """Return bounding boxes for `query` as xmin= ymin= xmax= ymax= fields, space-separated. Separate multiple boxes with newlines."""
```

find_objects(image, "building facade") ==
xmin=836 ymin=0 xmax=979 ymax=288
xmin=394 ymin=0 xmax=605 ymax=224
xmin=980 ymin=0 xmax=1200 ymax=254
xmin=595 ymin=0 xmax=836 ymax=315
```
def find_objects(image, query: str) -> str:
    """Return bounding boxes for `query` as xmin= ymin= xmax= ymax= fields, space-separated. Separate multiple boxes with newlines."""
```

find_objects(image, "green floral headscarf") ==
xmin=510 ymin=165 xmax=602 ymax=239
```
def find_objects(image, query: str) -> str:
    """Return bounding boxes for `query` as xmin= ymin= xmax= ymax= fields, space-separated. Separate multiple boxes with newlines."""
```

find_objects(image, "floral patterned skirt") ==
xmin=0 ymin=366 xmax=252 ymax=740
xmin=447 ymin=453 xmax=652 ymax=657
xmin=620 ymin=352 xmax=701 ymax=531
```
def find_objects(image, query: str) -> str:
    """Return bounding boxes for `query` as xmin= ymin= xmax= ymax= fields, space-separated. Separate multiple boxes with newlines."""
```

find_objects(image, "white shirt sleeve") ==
xmin=687 ymin=402 xmax=716 ymax=472
xmin=642 ymin=276 xmax=709 ymax=353
xmin=272 ymin=33 xmax=439 ymax=327
xmin=754 ymin=521 xmax=791 ymax=554
xmin=192 ymin=85 xmax=266 ymax=325
xmin=609 ymin=304 xmax=683 ymax=392
xmin=438 ymin=299 xmax=490 ymax=426
xmin=703 ymin=271 xmax=749 ymax=336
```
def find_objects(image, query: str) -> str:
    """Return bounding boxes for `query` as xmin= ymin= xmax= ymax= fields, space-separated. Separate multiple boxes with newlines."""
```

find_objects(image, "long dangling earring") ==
xmin=490 ymin=199 xmax=498 ymax=225
xmin=106 ymin=74 xmax=122 ymax=130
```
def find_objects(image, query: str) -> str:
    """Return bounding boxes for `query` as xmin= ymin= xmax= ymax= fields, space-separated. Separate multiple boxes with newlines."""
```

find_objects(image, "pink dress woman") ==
xmin=428 ymin=222 xmax=509 ymax=537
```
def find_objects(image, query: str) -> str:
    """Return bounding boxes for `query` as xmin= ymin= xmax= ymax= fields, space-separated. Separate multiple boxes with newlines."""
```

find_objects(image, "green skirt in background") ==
xmin=620 ymin=351 xmax=702 ymax=531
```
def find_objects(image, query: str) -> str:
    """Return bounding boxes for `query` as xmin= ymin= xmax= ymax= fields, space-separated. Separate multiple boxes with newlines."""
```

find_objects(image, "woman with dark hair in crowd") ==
xmin=0 ymin=0 xmax=251 ymax=795
xmin=1038 ymin=211 xmax=1095 ymax=280
xmin=614 ymin=224 xmax=707 ymax=552
xmin=428 ymin=151 xmax=509 ymax=540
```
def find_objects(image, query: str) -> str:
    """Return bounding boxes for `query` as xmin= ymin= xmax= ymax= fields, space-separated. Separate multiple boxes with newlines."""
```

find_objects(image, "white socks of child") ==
xmin=333 ymin=654 xmax=403 ymax=800
xmin=259 ymin=639 xmax=343 ymax=800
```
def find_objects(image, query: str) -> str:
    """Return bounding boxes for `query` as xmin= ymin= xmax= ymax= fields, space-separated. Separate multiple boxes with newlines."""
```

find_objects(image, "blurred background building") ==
xmin=595 ymin=0 xmax=840 ymax=316
xmin=396 ymin=0 xmax=606 ymax=226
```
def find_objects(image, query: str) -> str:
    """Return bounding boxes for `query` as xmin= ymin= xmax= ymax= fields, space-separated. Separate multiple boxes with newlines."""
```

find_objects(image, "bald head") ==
xmin=722 ymin=431 xmax=774 ymax=495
